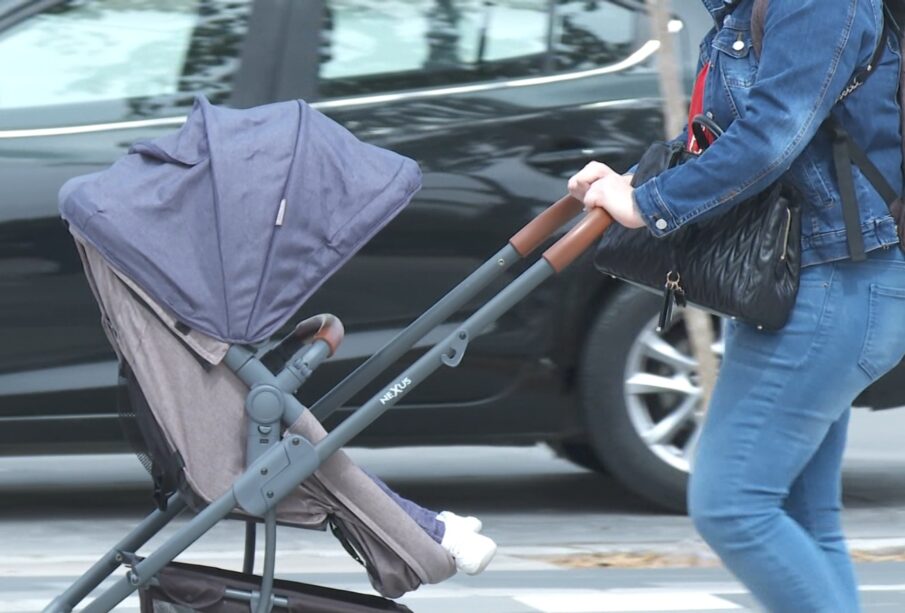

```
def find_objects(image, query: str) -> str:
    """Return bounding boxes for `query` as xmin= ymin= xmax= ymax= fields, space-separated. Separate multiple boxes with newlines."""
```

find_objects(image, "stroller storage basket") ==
xmin=140 ymin=561 xmax=413 ymax=612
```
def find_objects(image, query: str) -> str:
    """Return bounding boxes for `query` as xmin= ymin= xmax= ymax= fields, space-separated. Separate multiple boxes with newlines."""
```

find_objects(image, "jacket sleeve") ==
xmin=632 ymin=0 xmax=881 ymax=237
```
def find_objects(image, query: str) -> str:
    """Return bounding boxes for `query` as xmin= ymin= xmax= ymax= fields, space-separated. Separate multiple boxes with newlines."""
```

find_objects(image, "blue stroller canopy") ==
xmin=61 ymin=96 xmax=420 ymax=344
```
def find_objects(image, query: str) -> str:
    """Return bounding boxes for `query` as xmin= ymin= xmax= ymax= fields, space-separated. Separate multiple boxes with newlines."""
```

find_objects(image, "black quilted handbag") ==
xmin=593 ymin=117 xmax=801 ymax=331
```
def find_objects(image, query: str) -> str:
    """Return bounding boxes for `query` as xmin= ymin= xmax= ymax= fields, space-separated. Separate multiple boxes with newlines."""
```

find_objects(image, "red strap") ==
xmin=687 ymin=62 xmax=712 ymax=153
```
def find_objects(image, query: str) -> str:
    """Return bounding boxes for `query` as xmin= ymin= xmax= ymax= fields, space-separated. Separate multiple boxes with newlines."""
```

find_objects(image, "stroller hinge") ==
xmin=115 ymin=551 xmax=147 ymax=588
xmin=234 ymin=435 xmax=319 ymax=516
xmin=115 ymin=550 xmax=140 ymax=568
xmin=440 ymin=329 xmax=470 ymax=368
xmin=245 ymin=384 xmax=285 ymax=467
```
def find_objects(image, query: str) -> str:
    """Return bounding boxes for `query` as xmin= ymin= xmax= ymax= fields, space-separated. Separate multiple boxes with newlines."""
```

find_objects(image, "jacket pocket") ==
xmin=857 ymin=283 xmax=905 ymax=380
xmin=712 ymin=26 xmax=757 ymax=88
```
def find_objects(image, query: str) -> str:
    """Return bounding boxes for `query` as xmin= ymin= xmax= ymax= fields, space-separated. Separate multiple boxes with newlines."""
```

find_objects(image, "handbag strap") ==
xmin=687 ymin=63 xmax=713 ymax=153
xmin=691 ymin=114 xmax=724 ymax=152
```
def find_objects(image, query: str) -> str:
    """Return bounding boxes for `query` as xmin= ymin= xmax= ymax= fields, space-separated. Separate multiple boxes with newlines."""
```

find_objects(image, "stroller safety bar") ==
xmin=227 ymin=337 xmax=332 ymax=398
xmin=291 ymin=314 xmax=345 ymax=358
xmin=45 ymin=202 xmax=613 ymax=613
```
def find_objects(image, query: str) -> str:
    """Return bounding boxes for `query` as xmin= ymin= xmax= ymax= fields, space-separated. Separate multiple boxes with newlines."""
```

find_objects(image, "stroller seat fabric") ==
xmin=74 ymin=235 xmax=455 ymax=599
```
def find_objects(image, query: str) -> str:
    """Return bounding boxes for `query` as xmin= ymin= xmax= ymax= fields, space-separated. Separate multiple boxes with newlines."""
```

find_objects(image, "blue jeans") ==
xmin=689 ymin=245 xmax=905 ymax=613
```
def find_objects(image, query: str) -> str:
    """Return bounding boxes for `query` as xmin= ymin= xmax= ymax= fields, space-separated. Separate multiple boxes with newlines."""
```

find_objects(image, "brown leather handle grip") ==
xmin=509 ymin=195 xmax=584 ymax=257
xmin=292 ymin=314 xmax=345 ymax=358
xmin=542 ymin=208 xmax=613 ymax=273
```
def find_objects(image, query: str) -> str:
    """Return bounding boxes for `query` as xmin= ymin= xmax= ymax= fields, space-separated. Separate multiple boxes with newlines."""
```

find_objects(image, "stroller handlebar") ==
xmin=542 ymin=207 xmax=613 ymax=273
xmin=508 ymin=195 xmax=583 ymax=257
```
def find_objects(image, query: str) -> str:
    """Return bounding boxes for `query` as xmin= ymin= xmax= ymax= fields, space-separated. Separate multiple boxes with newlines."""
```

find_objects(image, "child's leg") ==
xmin=364 ymin=468 xmax=446 ymax=543
xmin=363 ymin=468 xmax=497 ymax=575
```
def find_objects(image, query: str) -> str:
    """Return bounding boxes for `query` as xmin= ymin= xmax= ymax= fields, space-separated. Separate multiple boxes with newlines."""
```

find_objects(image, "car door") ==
xmin=270 ymin=0 xmax=683 ymax=426
xmin=0 ymin=0 xmax=277 ymax=451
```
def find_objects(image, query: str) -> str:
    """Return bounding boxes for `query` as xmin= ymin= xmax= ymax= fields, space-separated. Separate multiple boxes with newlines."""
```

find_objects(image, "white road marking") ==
xmin=9 ymin=584 xmax=905 ymax=613
xmin=514 ymin=591 xmax=741 ymax=612
xmin=861 ymin=584 xmax=905 ymax=592
xmin=0 ymin=598 xmax=139 ymax=613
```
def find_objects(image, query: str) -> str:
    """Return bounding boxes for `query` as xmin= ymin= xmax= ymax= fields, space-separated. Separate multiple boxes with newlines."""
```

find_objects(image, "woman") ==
xmin=569 ymin=0 xmax=905 ymax=611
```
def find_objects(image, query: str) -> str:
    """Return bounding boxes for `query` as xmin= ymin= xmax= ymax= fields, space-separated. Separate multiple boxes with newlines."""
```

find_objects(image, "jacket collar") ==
xmin=701 ymin=0 xmax=745 ymax=25
xmin=702 ymin=0 xmax=743 ymax=16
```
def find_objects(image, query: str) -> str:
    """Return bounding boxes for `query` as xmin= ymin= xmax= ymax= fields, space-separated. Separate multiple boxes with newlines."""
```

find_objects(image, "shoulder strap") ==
xmin=886 ymin=0 xmax=905 ymax=34
xmin=751 ymin=0 xmax=768 ymax=58
xmin=751 ymin=0 xmax=898 ymax=262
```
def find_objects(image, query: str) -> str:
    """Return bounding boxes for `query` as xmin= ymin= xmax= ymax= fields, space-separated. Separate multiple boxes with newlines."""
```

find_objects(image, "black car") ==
xmin=2 ymin=0 xmax=902 ymax=512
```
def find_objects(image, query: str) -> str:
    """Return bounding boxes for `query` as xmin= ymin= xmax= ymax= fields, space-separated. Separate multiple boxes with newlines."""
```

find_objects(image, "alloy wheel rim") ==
xmin=622 ymin=312 xmax=725 ymax=473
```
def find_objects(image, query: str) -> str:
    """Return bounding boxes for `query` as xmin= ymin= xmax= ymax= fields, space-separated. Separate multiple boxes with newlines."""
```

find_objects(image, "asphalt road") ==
xmin=2 ymin=407 xmax=905 ymax=612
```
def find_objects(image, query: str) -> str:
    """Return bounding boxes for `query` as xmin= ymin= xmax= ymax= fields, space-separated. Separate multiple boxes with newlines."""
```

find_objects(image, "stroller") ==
xmin=46 ymin=96 xmax=609 ymax=612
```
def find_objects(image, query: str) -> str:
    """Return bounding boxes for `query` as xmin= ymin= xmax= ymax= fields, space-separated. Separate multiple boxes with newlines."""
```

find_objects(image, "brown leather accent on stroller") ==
xmin=509 ymin=194 xmax=583 ymax=256
xmin=543 ymin=208 xmax=613 ymax=273
xmin=292 ymin=314 xmax=345 ymax=358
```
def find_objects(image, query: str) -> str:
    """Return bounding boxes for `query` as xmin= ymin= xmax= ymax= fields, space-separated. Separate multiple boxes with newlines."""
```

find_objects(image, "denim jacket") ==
xmin=632 ymin=0 xmax=903 ymax=268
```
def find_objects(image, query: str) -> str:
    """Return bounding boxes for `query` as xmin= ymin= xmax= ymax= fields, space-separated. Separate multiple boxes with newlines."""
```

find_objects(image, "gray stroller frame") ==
xmin=45 ymin=196 xmax=610 ymax=613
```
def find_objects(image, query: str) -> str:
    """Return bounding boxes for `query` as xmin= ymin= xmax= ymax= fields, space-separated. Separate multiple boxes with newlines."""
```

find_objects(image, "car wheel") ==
xmin=579 ymin=285 xmax=724 ymax=513
xmin=547 ymin=439 xmax=608 ymax=473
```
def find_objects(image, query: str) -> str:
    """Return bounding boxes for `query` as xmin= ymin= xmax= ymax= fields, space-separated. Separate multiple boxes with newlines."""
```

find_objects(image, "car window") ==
xmin=318 ymin=0 xmax=551 ymax=99
xmin=0 ymin=0 xmax=252 ymax=122
xmin=551 ymin=0 xmax=643 ymax=72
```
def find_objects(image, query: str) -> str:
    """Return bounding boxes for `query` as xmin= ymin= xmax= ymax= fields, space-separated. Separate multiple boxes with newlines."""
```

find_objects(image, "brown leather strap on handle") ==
xmin=292 ymin=314 xmax=345 ymax=358
xmin=542 ymin=208 xmax=613 ymax=273
xmin=509 ymin=195 xmax=584 ymax=257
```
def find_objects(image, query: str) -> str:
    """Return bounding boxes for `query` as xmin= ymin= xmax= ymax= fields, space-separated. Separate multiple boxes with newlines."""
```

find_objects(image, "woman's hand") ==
xmin=567 ymin=161 xmax=612 ymax=201
xmin=584 ymin=173 xmax=645 ymax=229
xmin=568 ymin=161 xmax=646 ymax=229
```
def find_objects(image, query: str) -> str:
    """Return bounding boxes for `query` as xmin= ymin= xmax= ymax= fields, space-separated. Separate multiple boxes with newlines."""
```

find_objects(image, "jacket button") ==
xmin=655 ymin=219 xmax=668 ymax=230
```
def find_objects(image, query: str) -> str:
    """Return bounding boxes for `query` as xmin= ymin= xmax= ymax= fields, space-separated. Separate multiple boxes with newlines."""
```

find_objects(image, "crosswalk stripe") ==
xmin=0 ymin=598 xmax=139 ymax=613
xmin=8 ymin=583 xmax=905 ymax=613
xmin=861 ymin=584 xmax=905 ymax=592
xmin=513 ymin=591 xmax=741 ymax=612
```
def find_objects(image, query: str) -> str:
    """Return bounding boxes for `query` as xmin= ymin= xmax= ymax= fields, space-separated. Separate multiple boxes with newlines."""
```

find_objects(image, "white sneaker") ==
xmin=440 ymin=522 xmax=497 ymax=575
xmin=437 ymin=510 xmax=482 ymax=533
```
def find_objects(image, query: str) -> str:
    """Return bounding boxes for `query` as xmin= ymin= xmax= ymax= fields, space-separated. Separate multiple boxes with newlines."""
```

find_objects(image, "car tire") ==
xmin=578 ymin=285 xmax=721 ymax=514
xmin=547 ymin=439 xmax=608 ymax=474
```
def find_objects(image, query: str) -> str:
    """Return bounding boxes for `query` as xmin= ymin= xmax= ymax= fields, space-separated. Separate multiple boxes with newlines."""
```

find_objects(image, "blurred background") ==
xmin=2 ymin=1 xmax=905 ymax=611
